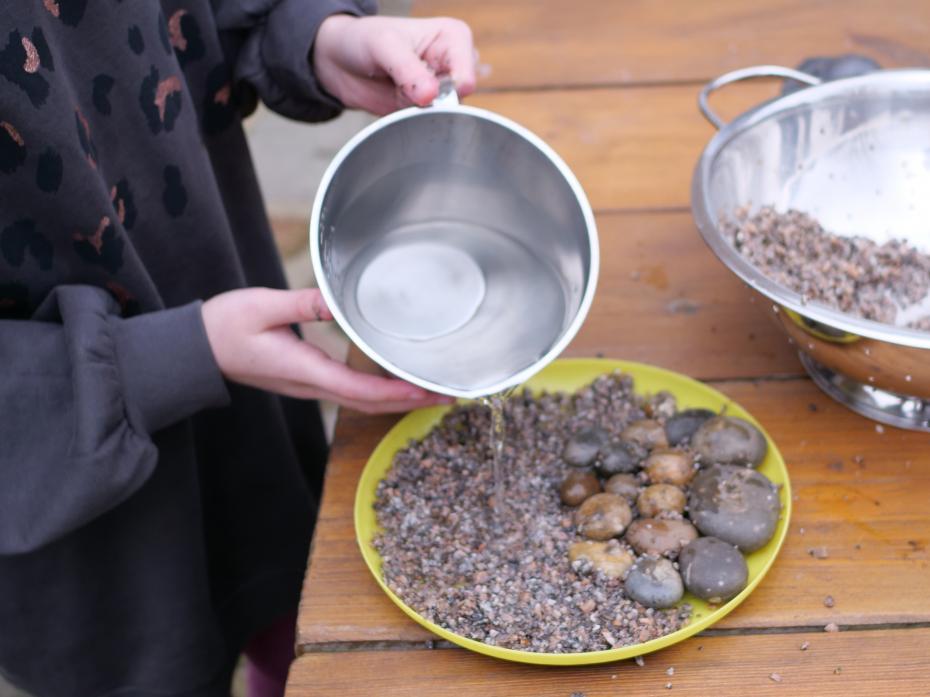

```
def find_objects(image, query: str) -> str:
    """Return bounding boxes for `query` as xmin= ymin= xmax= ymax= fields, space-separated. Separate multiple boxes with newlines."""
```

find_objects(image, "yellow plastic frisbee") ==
xmin=354 ymin=358 xmax=791 ymax=665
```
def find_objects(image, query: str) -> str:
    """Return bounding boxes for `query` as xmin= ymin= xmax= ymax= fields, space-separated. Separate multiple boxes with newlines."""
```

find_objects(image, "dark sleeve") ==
xmin=214 ymin=0 xmax=378 ymax=122
xmin=0 ymin=285 xmax=230 ymax=555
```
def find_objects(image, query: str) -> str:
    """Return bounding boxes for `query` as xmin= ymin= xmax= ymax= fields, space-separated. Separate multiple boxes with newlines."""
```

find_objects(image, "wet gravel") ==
xmin=726 ymin=206 xmax=930 ymax=330
xmin=372 ymin=373 xmax=691 ymax=653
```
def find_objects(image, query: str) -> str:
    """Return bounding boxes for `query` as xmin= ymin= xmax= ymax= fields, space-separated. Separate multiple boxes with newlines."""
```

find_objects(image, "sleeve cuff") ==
xmin=262 ymin=0 xmax=377 ymax=120
xmin=113 ymin=301 xmax=230 ymax=434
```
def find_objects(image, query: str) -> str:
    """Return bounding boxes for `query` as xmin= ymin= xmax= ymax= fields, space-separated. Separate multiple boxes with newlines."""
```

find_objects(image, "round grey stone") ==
xmin=664 ymin=408 xmax=716 ymax=446
xmin=679 ymin=536 xmax=749 ymax=603
xmin=624 ymin=557 xmax=684 ymax=609
xmin=691 ymin=416 xmax=767 ymax=467
xmin=597 ymin=440 xmax=640 ymax=476
xmin=688 ymin=464 xmax=781 ymax=552
xmin=564 ymin=426 xmax=609 ymax=468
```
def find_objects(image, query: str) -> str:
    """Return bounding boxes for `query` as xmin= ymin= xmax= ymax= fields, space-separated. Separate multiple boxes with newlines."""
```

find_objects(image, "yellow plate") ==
xmin=354 ymin=358 xmax=791 ymax=665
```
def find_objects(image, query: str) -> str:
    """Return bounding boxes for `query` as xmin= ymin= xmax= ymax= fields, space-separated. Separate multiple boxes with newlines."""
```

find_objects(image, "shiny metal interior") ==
xmin=692 ymin=67 xmax=930 ymax=430
xmin=311 ymin=101 xmax=597 ymax=398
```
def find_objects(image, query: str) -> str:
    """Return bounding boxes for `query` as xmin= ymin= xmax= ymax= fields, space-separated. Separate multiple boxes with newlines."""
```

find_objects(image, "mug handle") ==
xmin=431 ymin=76 xmax=460 ymax=108
xmin=698 ymin=65 xmax=822 ymax=130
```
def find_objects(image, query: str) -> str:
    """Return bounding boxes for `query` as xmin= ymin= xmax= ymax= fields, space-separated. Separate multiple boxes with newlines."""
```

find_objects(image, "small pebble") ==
xmin=824 ymin=622 xmax=839 ymax=633
xmin=665 ymin=682 xmax=673 ymax=690
xmin=635 ymin=656 xmax=645 ymax=667
xmin=800 ymin=641 xmax=810 ymax=651
xmin=666 ymin=667 xmax=675 ymax=676
xmin=770 ymin=673 xmax=782 ymax=683
xmin=604 ymin=473 xmax=640 ymax=502
xmin=559 ymin=470 xmax=601 ymax=506
xmin=637 ymin=484 xmax=686 ymax=517
xmin=823 ymin=595 xmax=835 ymax=608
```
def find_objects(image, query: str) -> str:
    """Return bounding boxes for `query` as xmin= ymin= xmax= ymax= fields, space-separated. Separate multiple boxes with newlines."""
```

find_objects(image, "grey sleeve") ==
xmin=214 ymin=0 xmax=378 ymax=122
xmin=0 ymin=286 xmax=230 ymax=555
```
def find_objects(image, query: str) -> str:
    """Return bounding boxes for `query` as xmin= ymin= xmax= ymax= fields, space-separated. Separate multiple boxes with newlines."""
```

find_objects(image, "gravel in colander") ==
xmin=725 ymin=206 xmax=930 ymax=330
xmin=373 ymin=373 xmax=690 ymax=653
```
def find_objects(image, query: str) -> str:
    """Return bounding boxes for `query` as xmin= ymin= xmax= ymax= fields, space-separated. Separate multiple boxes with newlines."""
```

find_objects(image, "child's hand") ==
xmin=202 ymin=287 xmax=453 ymax=413
xmin=313 ymin=15 xmax=477 ymax=115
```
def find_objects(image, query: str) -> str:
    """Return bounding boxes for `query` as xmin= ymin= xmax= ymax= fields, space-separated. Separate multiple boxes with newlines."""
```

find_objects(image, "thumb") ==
xmin=253 ymin=288 xmax=333 ymax=329
xmin=371 ymin=31 xmax=439 ymax=106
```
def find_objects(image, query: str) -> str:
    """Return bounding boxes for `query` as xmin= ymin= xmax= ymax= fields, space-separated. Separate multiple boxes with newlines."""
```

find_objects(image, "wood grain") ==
xmin=562 ymin=212 xmax=801 ymax=377
xmin=297 ymin=378 xmax=930 ymax=649
xmin=412 ymin=0 xmax=930 ymax=91
xmin=288 ymin=627 xmax=930 ymax=696
xmin=466 ymin=82 xmax=781 ymax=211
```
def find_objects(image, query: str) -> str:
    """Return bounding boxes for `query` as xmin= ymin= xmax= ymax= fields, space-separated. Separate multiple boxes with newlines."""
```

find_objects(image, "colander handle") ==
xmin=698 ymin=65 xmax=822 ymax=129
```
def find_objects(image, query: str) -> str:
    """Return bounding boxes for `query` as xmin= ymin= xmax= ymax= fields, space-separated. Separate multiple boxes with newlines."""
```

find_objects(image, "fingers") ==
xmin=251 ymin=288 xmax=332 ymax=329
xmin=370 ymin=27 xmax=440 ymax=106
xmin=429 ymin=18 xmax=477 ymax=97
xmin=309 ymin=352 xmax=440 ymax=402
xmin=264 ymin=332 xmax=447 ymax=404
xmin=294 ymin=384 xmax=452 ymax=414
xmin=338 ymin=395 xmax=454 ymax=414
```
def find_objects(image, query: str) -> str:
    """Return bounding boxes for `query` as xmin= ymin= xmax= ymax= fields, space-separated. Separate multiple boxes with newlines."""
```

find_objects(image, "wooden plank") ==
xmin=412 ymin=0 xmax=930 ymax=91
xmin=287 ymin=627 xmax=930 ymax=696
xmin=466 ymin=82 xmax=781 ymax=211
xmin=562 ymin=212 xmax=800 ymax=377
xmin=297 ymin=377 xmax=930 ymax=649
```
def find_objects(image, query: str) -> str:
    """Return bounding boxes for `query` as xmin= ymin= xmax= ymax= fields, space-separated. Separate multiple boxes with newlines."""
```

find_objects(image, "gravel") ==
xmin=725 ymin=206 xmax=930 ymax=331
xmin=372 ymin=373 xmax=691 ymax=653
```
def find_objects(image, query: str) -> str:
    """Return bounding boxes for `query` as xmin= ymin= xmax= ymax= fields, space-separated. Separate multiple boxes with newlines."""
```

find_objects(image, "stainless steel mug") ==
xmin=310 ymin=82 xmax=598 ymax=399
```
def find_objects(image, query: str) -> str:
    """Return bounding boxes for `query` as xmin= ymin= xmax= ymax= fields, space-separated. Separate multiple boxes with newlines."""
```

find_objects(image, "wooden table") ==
xmin=287 ymin=2 xmax=930 ymax=694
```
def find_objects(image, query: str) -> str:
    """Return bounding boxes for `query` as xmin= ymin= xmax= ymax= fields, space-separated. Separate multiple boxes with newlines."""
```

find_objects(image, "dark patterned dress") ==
xmin=0 ymin=1 xmax=374 ymax=695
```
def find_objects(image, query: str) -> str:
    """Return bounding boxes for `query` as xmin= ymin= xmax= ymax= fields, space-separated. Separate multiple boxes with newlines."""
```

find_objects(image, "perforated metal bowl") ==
xmin=692 ymin=66 xmax=930 ymax=431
